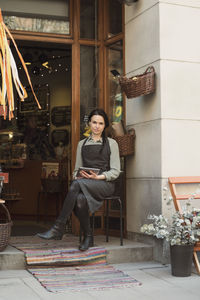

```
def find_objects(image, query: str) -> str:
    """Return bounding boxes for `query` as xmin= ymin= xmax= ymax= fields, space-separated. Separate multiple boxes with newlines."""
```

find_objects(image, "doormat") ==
xmin=17 ymin=246 xmax=107 ymax=267
xmin=29 ymin=264 xmax=142 ymax=292
xmin=10 ymin=235 xmax=142 ymax=292
xmin=11 ymin=236 xmax=106 ymax=267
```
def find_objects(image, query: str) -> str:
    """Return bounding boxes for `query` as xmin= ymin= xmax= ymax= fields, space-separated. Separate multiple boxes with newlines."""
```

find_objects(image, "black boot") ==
xmin=37 ymin=222 xmax=65 ymax=240
xmin=73 ymin=194 xmax=93 ymax=251
xmin=79 ymin=234 xmax=93 ymax=251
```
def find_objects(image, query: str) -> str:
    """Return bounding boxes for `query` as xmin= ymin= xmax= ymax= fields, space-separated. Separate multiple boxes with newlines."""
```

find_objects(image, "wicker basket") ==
xmin=0 ymin=203 xmax=12 ymax=252
xmin=114 ymin=129 xmax=136 ymax=157
xmin=119 ymin=66 xmax=155 ymax=99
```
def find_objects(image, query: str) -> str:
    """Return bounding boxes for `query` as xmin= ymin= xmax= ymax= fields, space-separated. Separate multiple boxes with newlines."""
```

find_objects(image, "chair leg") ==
xmin=118 ymin=197 xmax=123 ymax=246
xmin=44 ymin=192 xmax=48 ymax=223
xmin=106 ymin=199 xmax=109 ymax=242
xmin=36 ymin=192 xmax=41 ymax=223
xmin=91 ymin=213 xmax=95 ymax=246
xmin=193 ymin=251 xmax=200 ymax=274
xmin=56 ymin=193 xmax=60 ymax=217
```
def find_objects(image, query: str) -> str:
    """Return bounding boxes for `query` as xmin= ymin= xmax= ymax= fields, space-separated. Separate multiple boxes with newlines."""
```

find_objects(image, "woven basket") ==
xmin=0 ymin=203 xmax=12 ymax=252
xmin=119 ymin=66 xmax=155 ymax=99
xmin=114 ymin=129 xmax=136 ymax=157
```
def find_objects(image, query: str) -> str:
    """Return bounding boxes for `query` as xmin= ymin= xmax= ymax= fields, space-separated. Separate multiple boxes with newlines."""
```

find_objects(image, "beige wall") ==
xmin=125 ymin=1 xmax=161 ymax=233
xmin=125 ymin=0 xmax=200 ymax=233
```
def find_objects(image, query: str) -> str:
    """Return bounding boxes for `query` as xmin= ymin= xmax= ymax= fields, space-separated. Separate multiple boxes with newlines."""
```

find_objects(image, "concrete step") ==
xmin=0 ymin=245 xmax=25 ymax=270
xmin=0 ymin=235 xmax=153 ymax=270
xmin=95 ymin=235 xmax=153 ymax=264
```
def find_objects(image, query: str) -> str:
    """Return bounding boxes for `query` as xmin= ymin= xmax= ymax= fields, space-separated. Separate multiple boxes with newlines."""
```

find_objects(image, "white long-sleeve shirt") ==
xmin=73 ymin=136 xmax=120 ymax=181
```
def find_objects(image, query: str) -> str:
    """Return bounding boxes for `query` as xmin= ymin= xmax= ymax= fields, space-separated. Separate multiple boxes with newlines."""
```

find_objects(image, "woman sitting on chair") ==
xmin=37 ymin=108 xmax=120 ymax=251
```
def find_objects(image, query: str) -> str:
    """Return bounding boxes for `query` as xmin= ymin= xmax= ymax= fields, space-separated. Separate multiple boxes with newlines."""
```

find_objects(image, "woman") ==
xmin=37 ymin=109 xmax=120 ymax=251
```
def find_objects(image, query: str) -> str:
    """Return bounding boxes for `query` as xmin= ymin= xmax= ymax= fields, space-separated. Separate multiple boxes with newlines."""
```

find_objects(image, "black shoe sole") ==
xmin=36 ymin=233 xmax=63 ymax=240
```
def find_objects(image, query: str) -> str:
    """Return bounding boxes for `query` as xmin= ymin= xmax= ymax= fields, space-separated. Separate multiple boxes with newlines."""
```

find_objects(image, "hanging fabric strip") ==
xmin=9 ymin=47 xmax=27 ymax=101
xmin=0 ymin=8 xmax=41 ymax=119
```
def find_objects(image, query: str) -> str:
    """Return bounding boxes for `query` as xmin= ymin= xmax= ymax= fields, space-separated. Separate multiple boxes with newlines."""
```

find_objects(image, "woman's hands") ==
xmin=79 ymin=170 xmax=105 ymax=180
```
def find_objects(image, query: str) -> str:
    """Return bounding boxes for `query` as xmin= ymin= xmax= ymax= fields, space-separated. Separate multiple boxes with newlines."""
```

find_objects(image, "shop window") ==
xmin=2 ymin=0 xmax=70 ymax=35
xmin=107 ymin=40 xmax=123 ymax=124
xmin=0 ymin=42 xmax=71 ymax=164
xmin=107 ymin=0 xmax=122 ymax=38
xmin=80 ymin=0 xmax=98 ymax=40
xmin=80 ymin=45 xmax=99 ymax=138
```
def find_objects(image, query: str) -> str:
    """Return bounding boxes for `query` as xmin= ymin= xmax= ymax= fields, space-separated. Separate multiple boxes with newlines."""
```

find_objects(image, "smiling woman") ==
xmin=89 ymin=115 xmax=105 ymax=140
xmin=37 ymin=108 xmax=121 ymax=251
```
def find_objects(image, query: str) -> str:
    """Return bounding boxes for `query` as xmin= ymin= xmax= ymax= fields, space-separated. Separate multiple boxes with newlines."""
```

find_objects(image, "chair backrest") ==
xmin=168 ymin=176 xmax=200 ymax=213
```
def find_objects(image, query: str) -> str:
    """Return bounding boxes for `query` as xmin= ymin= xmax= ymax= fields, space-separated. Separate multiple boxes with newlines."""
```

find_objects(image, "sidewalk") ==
xmin=0 ymin=261 xmax=199 ymax=300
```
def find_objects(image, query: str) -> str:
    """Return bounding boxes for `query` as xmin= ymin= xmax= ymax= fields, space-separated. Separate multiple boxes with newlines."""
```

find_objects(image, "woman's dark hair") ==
xmin=88 ymin=108 xmax=109 ymax=150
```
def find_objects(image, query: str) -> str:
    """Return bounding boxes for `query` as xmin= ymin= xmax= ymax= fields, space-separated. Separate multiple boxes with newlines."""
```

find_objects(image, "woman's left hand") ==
xmin=80 ymin=170 xmax=105 ymax=180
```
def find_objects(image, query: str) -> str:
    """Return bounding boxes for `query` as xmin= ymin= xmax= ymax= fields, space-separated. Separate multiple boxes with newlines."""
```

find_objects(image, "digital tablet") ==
xmin=77 ymin=167 xmax=100 ymax=177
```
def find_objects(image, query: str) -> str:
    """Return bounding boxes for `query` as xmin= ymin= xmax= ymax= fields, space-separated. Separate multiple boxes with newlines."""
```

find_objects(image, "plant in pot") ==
xmin=141 ymin=209 xmax=200 ymax=276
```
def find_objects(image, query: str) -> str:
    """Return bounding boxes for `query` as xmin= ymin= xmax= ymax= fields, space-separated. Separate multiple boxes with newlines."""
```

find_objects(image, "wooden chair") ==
xmin=168 ymin=176 xmax=200 ymax=274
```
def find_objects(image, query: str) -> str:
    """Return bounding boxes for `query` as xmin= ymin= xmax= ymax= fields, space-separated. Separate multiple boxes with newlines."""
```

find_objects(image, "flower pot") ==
xmin=170 ymin=244 xmax=194 ymax=277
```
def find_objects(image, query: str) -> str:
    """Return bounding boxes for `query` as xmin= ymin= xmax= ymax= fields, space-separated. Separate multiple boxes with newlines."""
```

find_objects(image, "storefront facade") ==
xmin=1 ymin=0 xmax=199 ymax=258
xmin=0 ymin=0 xmax=125 ymax=235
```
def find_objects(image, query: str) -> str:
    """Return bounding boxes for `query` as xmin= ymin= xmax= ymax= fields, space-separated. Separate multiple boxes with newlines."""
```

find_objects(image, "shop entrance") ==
xmin=0 ymin=41 xmax=72 ymax=235
xmin=0 ymin=0 xmax=125 ymax=238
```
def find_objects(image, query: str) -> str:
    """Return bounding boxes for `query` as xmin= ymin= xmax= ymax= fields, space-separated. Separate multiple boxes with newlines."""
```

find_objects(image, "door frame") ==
xmin=9 ymin=0 xmax=125 ymax=235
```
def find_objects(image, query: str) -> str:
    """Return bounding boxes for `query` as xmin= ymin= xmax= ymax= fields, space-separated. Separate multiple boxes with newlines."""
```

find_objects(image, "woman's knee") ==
xmin=76 ymin=193 xmax=88 ymax=210
xmin=69 ymin=180 xmax=80 ymax=193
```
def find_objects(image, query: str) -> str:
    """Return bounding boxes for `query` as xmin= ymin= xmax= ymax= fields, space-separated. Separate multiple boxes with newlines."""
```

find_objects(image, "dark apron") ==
xmin=76 ymin=138 xmax=115 ymax=213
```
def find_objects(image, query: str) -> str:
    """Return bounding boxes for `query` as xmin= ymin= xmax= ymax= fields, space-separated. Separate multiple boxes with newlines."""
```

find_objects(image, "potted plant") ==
xmin=141 ymin=209 xmax=200 ymax=276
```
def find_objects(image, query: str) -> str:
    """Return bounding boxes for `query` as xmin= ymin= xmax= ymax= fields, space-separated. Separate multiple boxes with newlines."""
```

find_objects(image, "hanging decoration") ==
xmin=0 ymin=8 xmax=41 ymax=120
xmin=83 ymin=114 xmax=91 ymax=137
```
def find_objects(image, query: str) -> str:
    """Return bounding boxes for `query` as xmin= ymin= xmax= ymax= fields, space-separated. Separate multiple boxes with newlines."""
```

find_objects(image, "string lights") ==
xmin=18 ymin=51 xmax=70 ymax=78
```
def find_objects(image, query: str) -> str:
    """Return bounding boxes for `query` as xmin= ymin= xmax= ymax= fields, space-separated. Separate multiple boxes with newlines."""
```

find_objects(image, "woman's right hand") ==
xmin=79 ymin=170 xmax=105 ymax=180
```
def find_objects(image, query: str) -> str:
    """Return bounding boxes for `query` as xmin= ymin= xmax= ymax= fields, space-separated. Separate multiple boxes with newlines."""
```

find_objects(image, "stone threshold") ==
xmin=0 ymin=235 xmax=153 ymax=270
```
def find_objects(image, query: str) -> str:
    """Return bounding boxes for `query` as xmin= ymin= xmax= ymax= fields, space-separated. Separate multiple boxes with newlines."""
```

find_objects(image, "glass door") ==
xmin=80 ymin=45 xmax=99 ymax=138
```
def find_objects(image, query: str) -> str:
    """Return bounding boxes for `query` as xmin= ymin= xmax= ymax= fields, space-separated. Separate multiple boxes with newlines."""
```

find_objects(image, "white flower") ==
xmin=140 ymin=224 xmax=148 ymax=233
xmin=141 ymin=208 xmax=200 ymax=246
xmin=148 ymin=224 xmax=155 ymax=231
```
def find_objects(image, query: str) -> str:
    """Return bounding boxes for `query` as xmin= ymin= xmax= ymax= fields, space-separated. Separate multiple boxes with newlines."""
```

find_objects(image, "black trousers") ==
xmin=56 ymin=180 xmax=90 ymax=235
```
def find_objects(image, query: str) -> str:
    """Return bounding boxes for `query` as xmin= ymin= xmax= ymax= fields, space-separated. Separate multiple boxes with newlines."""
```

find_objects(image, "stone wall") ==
xmin=125 ymin=0 xmax=200 ymax=260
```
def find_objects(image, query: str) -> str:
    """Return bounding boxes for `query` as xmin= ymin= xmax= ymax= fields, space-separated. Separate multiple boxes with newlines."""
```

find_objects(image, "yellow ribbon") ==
xmin=0 ymin=9 xmax=41 ymax=119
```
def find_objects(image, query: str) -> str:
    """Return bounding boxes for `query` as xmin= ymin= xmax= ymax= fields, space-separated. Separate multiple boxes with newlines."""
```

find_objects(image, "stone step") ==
xmin=96 ymin=236 xmax=153 ymax=264
xmin=0 ymin=245 xmax=25 ymax=270
xmin=0 ymin=235 xmax=153 ymax=270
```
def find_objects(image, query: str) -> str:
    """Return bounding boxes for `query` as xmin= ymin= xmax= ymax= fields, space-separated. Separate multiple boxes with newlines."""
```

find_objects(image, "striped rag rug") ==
xmin=29 ymin=264 xmax=142 ymax=292
xmin=11 ymin=236 xmax=141 ymax=292
xmin=21 ymin=247 xmax=107 ymax=267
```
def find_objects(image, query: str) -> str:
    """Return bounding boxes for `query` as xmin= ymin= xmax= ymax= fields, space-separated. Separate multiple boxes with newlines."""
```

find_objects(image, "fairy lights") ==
xmin=17 ymin=52 xmax=70 ymax=78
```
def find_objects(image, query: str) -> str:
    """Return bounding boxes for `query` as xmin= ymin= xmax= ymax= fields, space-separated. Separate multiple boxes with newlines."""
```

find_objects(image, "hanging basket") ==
xmin=113 ymin=129 xmax=136 ymax=157
xmin=119 ymin=66 xmax=155 ymax=99
xmin=0 ymin=203 xmax=12 ymax=252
